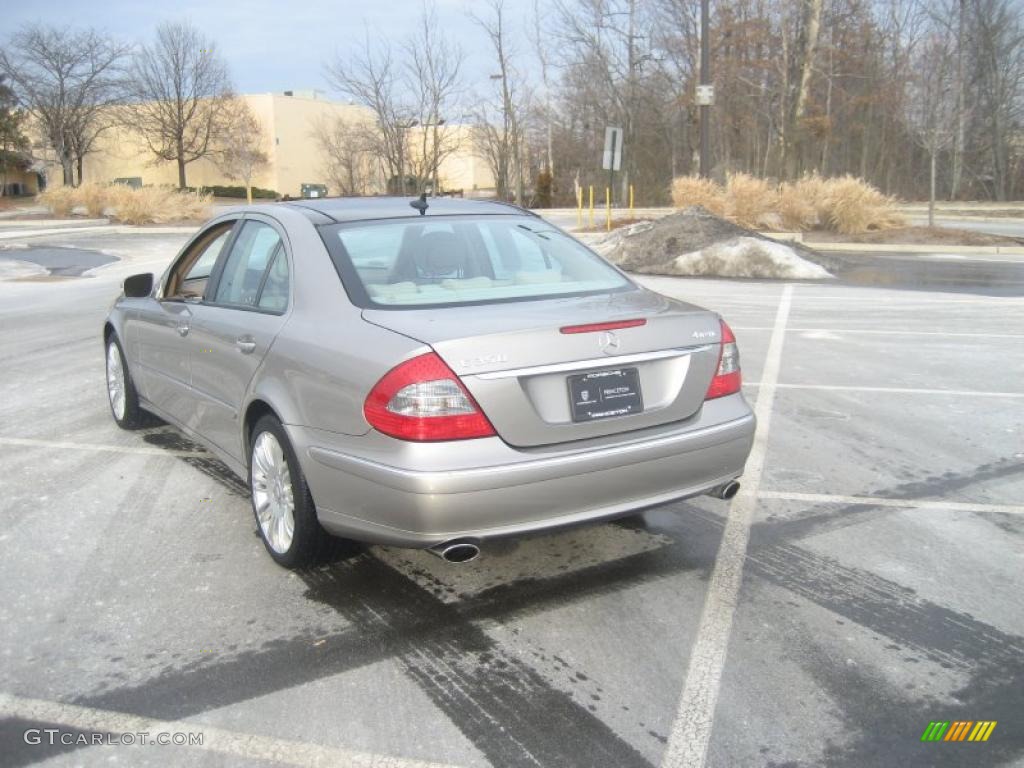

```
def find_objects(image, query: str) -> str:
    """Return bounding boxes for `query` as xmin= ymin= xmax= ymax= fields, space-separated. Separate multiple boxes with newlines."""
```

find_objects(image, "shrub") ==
xmin=76 ymin=183 xmax=109 ymax=218
xmin=534 ymin=170 xmax=553 ymax=208
xmin=670 ymin=175 xmax=725 ymax=215
xmin=669 ymin=173 xmax=904 ymax=234
xmin=778 ymin=178 xmax=819 ymax=231
xmin=107 ymin=186 xmax=212 ymax=225
xmin=38 ymin=186 xmax=76 ymax=217
xmin=724 ymin=173 xmax=779 ymax=229
xmin=817 ymin=175 xmax=905 ymax=234
xmin=189 ymin=185 xmax=279 ymax=199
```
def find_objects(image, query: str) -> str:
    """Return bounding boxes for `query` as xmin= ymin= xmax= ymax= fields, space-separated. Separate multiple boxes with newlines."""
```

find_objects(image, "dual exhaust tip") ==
xmin=427 ymin=482 xmax=740 ymax=564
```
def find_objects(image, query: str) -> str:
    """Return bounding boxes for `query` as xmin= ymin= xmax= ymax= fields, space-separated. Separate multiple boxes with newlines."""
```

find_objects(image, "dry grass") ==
xmin=778 ymin=178 xmax=820 ymax=230
xmin=670 ymin=176 xmax=725 ymax=215
xmin=37 ymin=184 xmax=211 ymax=223
xmin=817 ymin=175 xmax=905 ymax=234
xmin=724 ymin=173 xmax=780 ymax=229
xmin=37 ymin=187 xmax=77 ymax=217
xmin=670 ymin=173 xmax=903 ymax=234
xmin=77 ymin=183 xmax=109 ymax=218
xmin=107 ymin=186 xmax=212 ymax=224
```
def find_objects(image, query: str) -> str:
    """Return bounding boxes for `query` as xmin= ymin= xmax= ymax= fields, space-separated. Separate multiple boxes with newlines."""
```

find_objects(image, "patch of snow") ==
xmin=672 ymin=237 xmax=831 ymax=279
xmin=0 ymin=258 xmax=48 ymax=280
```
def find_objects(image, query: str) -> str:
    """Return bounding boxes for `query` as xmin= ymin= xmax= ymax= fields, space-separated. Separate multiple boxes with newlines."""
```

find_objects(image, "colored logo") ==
xmin=921 ymin=721 xmax=997 ymax=742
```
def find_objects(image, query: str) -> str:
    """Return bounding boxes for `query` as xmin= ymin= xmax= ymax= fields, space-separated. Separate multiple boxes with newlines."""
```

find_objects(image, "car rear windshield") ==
xmin=320 ymin=215 xmax=632 ymax=308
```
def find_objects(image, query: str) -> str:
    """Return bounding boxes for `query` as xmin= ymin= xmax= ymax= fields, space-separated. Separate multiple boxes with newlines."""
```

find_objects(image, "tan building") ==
xmin=37 ymin=91 xmax=495 ymax=198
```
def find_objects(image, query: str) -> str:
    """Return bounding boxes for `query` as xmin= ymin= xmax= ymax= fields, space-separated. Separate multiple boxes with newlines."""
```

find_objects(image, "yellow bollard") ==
xmin=629 ymin=184 xmax=634 ymax=214
xmin=588 ymin=185 xmax=594 ymax=228
xmin=577 ymin=186 xmax=583 ymax=229
xmin=605 ymin=187 xmax=611 ymax=232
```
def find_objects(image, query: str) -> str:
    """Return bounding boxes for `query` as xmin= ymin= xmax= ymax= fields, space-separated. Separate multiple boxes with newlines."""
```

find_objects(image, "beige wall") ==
xmin=429 ymin=124 xmax=495 ymax=194
xmin=37 ymin=93 xmax=495 ymax=198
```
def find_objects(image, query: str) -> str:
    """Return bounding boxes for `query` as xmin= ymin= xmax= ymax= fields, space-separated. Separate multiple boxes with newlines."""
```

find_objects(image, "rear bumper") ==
xmin=291 ymin=394 xmax=755 ymax=547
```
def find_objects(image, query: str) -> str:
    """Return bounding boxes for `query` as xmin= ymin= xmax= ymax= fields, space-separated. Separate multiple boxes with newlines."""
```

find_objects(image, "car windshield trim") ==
xmin=318 ymin=214 xmax=635 ymax=311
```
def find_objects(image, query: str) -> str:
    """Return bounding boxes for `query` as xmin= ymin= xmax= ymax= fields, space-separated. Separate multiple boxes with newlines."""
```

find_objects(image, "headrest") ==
xmin=417 ymin=230 xmax=465 ymax=276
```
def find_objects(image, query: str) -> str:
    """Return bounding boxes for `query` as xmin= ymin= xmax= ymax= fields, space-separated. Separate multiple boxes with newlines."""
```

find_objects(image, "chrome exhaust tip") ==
xmin=709 ymin=480 xmax=741 ymax=500
xmin=428 ymin=539 xmax=480 ymax=564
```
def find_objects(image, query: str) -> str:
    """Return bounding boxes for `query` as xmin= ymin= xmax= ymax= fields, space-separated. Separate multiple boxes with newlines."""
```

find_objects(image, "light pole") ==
xmin=396 ymin=119 xmax=418 ymax=195
xmin=699 ymin=0 xmax=711 ymax=178
xmin=490 ymin=72 xmax=521 ymax=203
xmin=420 ymin=117 xmax=447 ymax=195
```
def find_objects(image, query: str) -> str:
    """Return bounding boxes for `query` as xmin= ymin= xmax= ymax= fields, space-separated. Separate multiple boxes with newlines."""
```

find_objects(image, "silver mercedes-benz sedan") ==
xmin=103 ymin=197 xmax=755 ymax=567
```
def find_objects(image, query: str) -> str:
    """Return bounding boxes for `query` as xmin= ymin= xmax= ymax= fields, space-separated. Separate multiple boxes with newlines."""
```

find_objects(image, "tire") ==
xmin=105 ymin=335 xmax=146 ymax=429
xmin=248 ymin=414 xmax=332 ymax=568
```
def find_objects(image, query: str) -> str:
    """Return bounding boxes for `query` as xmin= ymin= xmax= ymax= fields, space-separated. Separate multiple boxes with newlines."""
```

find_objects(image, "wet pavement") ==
xmin=0 ymin=246 xmax=117 ymax=277
xmin=0 ymin=227 xmax=1022 ymax=767
xmin=824 ymin=250 xmax=1024 ymax=296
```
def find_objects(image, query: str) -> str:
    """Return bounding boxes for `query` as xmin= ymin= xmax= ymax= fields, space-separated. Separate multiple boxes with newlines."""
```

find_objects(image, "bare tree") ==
xmin=216 ymin=100 xmax=269 ymax=204
xmin=405 ymin=4 xmax=464 ymax=193
xmin=326 ymin=4 xmax=463 ymax=196
xmin=312 ymin=115 xmax=379 ymax=196
xmin=124 ymin=21 xmax=234 ymax=189
xmin=0 ymin=26 xmax=127 ymax=186
xmin=326 ymin=32 xmax=415 ymax=194
xmin=906 ymin=24 xmax=958 ymax=225
xmin=530 ymin=0 xmax=556 ymax=176
xmin=471 ymin=0 xmax=528 ymax=203
xmin=782 ymin=0 xmax=824 ymax=179
xmin=970 ymin=0 xmax=1024 ymax=200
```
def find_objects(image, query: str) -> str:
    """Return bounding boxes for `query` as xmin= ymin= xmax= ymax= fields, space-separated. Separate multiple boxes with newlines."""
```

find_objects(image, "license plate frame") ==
xmin=567 ymin=367 xmax=644 ymax=423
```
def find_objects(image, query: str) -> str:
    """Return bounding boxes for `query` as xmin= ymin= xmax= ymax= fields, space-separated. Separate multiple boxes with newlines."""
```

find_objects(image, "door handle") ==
xmin=236 ymin=336 xmax=257 ymax=354
xmin=176 ymin=324 xmax=190 ymax=337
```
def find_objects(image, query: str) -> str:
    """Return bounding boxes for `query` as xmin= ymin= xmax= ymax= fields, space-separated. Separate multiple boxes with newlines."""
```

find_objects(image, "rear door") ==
xmin=186 ymin=218 xmax=291 ymax=460
xmin=363 ymin=289 xmax=723 ymax=447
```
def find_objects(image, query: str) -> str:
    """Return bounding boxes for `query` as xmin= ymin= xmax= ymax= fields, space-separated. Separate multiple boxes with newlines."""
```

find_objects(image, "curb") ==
xmin=803 ymin=241 xmax=1024 ymax=255
xmin=0 ymin=224 xmax=198 ymax=241
xmin=0 ymin=218 xmax=110 ymax=229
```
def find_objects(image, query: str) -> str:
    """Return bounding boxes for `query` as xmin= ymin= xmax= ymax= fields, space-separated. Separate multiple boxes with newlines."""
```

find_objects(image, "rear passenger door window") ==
xmin=211 ymin=221 xmax=288 ymax=311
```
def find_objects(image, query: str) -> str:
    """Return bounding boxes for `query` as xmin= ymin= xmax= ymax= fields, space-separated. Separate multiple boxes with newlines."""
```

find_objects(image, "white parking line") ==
xmin=741 ymin=383 xmax=1024 ymax=398
xmin=759 ymin=491 xmax=1024 ymax=516
xmin=699 ymin=294 xmax=1024 ymax=305
xmin=662 ymin=284 xmax=794 ymax=768
xmin=0 ymin=436 xmax=205 ymax=457
xmin=733 ymin=326 xmax=1024 ymax=339
xmin=0 ymin=692 xmax=457 ymax=768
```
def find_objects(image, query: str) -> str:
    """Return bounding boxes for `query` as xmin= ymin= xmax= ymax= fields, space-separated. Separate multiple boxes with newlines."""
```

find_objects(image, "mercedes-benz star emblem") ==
xmin=598 ymin=331 xmax=620 ymax=355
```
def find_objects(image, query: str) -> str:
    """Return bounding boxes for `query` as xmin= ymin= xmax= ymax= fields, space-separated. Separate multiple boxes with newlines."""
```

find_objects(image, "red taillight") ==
xmin=705 ymin=320 xmax=742 ymax=399
xmin=364 ymin=352 xmax=496 ymax=441
xmin=560 ymin=319 xmax=647 ymax=334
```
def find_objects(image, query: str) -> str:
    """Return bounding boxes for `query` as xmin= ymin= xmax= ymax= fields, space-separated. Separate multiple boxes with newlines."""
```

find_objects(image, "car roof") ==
xmin=278 ymin=196 xmax=537 ymax=224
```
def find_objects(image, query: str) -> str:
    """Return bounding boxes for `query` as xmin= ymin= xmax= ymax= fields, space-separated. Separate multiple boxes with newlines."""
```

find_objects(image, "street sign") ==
xmin=602 ymin=126 xmax=622 ymax=171
xmin=695 ymin=84 xmax=715 ymax=106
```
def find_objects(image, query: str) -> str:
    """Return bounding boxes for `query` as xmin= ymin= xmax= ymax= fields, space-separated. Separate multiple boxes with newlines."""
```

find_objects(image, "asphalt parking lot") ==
xmin=1 ymin=227 xmax=1022 ymax=767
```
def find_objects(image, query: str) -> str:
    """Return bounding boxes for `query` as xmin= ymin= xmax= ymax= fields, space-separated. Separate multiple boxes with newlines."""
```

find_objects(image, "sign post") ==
xmin=602 ymin=126 xmax=623 ymax=206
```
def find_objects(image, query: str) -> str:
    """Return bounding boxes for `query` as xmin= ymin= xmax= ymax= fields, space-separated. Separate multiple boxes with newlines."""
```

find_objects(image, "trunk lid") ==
xmin=362 ymin=288 xmax=723 ymax=447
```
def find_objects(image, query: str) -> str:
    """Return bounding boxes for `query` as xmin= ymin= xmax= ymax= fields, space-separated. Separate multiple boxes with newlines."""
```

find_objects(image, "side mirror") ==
xmin=123 ymin=272 xmax=154 ymax=298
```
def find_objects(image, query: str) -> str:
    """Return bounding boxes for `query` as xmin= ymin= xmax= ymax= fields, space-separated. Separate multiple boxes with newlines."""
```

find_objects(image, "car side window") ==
xmin=213 ymin=221 xmax=284 ymax=308
xmin=165 ymin=222 xmax=235 ymax=299
xmin=257 ymin=249 xmax=290 ymax=311
xmin=185 ymin=231 xmax=230 ymax=281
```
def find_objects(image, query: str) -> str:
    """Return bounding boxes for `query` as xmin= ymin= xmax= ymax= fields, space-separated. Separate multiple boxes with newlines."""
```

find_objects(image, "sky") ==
xmin=0 ymin=0 xmax=531 ymax=105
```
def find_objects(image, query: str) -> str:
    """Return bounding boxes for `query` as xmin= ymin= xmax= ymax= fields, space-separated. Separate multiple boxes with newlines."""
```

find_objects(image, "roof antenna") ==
xmin=409 ymin=192 xmax=428 ymax=216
